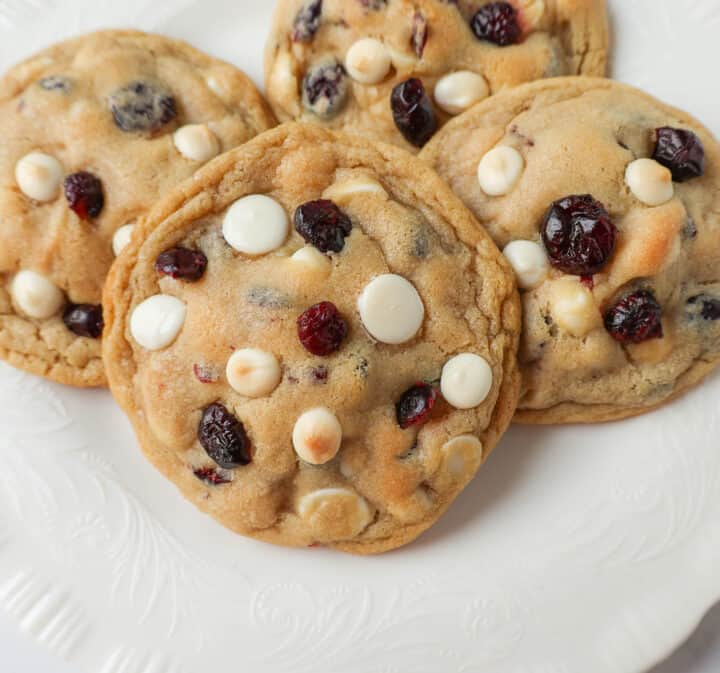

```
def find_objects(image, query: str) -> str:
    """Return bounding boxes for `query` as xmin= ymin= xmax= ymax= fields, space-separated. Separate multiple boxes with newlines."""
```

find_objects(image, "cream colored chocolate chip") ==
xmin=290 ymin=245 xmax=332 ymax=274
xmin=625 ymin=158 xmax=674 ymax=206
xmin=298 ymin=488 xmax=372 ymax=539
xmin=173 ymin=124 xmax=220 ymax=162
xmin=345 ymin=38 xmax=391 ymax=85
xmin=441 ymin=353 xmax=493 ymax=410
xmin=503 ymin=240 xmax=549 ymax=290
xmin=11 ymin=270 xmax=64 ymax=319
xmin=434 ymin=71 xmax=489 ymax=115
xmin=322 ymin=178 xmax=387 ymax=202
xmin=112 ymin=224 xmax=135 ymax=256
xmin=358 ymin=274 xmax=424 ymax=344
xmin=292 ymin=407 xmax=342 ymax=465
xmin=223 ymin=195 xmax=289 ymax=255
xmin=548 ymin=278 xmax=600 ymax=337
xmin=15 ymin=152 xmax=63 ymax=202
xmin=477 ymin=146 xmax=524 ymax=196
xmin=130 ymin=295 xmax=186 ymax=351
xmin=442 ymin=435 xmax=484 ymax=476
xmin=226 ymin=348 xmax=282 ymax=398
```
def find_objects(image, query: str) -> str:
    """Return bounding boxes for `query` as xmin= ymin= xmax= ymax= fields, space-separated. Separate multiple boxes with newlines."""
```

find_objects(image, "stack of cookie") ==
xmin=0 ymin=1 xmax=717 ymax=554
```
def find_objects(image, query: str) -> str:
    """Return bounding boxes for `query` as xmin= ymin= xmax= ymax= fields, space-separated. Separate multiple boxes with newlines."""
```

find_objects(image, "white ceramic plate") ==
xmin=0 ymin=2 xmax=719 ymax=672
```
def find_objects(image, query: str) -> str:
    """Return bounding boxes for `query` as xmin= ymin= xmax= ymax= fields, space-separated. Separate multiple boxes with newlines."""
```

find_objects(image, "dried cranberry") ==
xmin=155 ymin=247 xmax=208 ymax=282
xmin=396 ymin=383 xmax=437 ymax=429
xmin=311 ymin=365 xmax=329 ymax=383
xmin=62 ymin=304 xmax=104 ymax=338
xmin=294 ymin=199 xmax=352 ymax=253
xmin=471 ymin=2 xmax=521 ymax=46
xmin=193 ymin=363 xmax=219 ymax=383
xmin=109 ymin=81 xmax=177 ymax=133
xmin=198 ymin=403 xmax=252 ymax=469
xmin=688 ymin=295 xmax=720 ymax=321
xmin=604 ymin=290 xmax=663 ymax=344
xmin=198 ymin=402 xmax=252 ymax=470
xmin=302 ymin=59 xmax=349 ymax=119
xmin=193 ymin=466 xmax=231 ymax=485
xmin=297 ymin=301 xmax=348 ymax=356
xmin=542 ymin=194 xmax=617 ymax=275
xmin=64 ymin=172 xmax=104 ymax=219
xmin=652 ymin=127 xmax=705 ymax=182
xmin=293 ymin=0 xmax=323 ymax=42
xmin=390 ymin=78 xmax=437 ymax=148
xmin=412 ymin=11 xmax=429 ymax=58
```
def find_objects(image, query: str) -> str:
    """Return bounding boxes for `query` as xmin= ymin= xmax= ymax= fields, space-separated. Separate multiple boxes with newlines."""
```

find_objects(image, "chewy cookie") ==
xmin=264 ymin=0 xmax=609 ymax=152
xmin=421 ymin=77 xmax=720 ymax=423
xmin=102 ymin=123 xmax=520 ymax=554
xmin=0 ymin=30 xmax=275 ymax=387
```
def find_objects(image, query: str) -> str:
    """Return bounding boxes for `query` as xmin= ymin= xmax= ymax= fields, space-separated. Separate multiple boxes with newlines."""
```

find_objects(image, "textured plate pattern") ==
xmin=0 ymin=1 xmax=719 ymax=672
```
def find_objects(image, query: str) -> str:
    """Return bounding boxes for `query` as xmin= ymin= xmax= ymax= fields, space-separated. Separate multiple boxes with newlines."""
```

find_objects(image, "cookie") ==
xmin=264 ymin=0 xmax=609 ymax=152
xmin=0 ymin=30 xmax=276 ymax=387
xmin=102 ymin=123 xmax=521 ymax=554
xmin=421 ymin=77 xmax=720 ymax=423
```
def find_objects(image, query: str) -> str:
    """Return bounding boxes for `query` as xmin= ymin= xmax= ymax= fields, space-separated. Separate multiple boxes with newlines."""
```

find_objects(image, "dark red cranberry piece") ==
xmin=604 ymin=290 xmax=663 ymax=344
xmin=198 ymin=402 xmax=252 ymax=469
xmin=471 ymin=2 xmax=521 ymax=46
xmin=294 ymin=199 xmax=352 ymax=253
xmin=412 ymin=11 xmax=429 ymax=58
xmin=297 ymin=301 xmax=348 ymax=356
xmin=62 ymin=304 xmax=104 ymax=338
xmin=302 ymin=59 xmax=349 ymax=119
xmin=64 ymin=171 xmax=104 ymax=219
xmin=652 ymin=127 xmax=705 ymax=182
xmin=293 ymin=0 xmax=323 ymax=42
xmin=155 ymin=247 xmax=208 ymax=282
xmin=109 ymin=81 xmax=177 ymax=133
xmin=193 ymin=466 xmax=231 ymax=485
xmin=688 ymin=295 xmax=720 ymax=321
xmin=396 ymin=383 xmax=437 ymax=429
xmin=193 ymin=363 xmax=219 ymax=383
xmin=311 ymin=365 xmax=329 ymax=383
xmin=542 ymin=194 xmax=617 ymax=275
xmin=390 ymin=78 xmax=437 ymax=148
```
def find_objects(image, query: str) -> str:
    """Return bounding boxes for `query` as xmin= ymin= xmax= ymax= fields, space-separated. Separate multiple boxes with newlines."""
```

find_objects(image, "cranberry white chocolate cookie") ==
xmin=264 ymin=0 xmax=609 ymax=151
xmin=102 ymin=123 xmax=520 ymax=554
xmin=421 ymin=77 xmax=720 ymax=423
xmin=0 ymin=30 xmax=275 ymax=387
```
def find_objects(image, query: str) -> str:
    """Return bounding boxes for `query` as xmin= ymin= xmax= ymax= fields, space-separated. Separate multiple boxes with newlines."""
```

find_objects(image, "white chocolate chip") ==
xmin=442 ymin=435 xmax=484 ymax=476
xmin=130 ymin=295 xmax=186 ymax=351
xmin=222 ymin=195 xmax=289 ymax=255
xmin=11 ymin=270 xmax=64 ymax=319
xmin=503 ymin=240 xmax=549 ymax=290
xmin=434 ymin=71 xmax=489 ymax=115
xmin=112 ymin=224 xmax=135 ymax=256
xmin=15 ymin=152 xmax=63 ymax=202
xmin=625 ymin=158 xmax=674 ymax=206
xmin=358 ymin=274 xmax=424 ymax=344
xmin=292 ymin=407 xmax=343 ymax=465
xmin=441 ymin=353 xmax=493 ymax=410
xmin=345 ymin=38 xmax=391 ymax=85
xmin=548 ymin=278 xmax=600 ymax=337
xmin=290 ymin=245 xmax=332 ymax=274
xmin=297 ymin=488 xmax=372 ymax=539
xmin=322 ymin=178 xmax=387 ymax=202
xmin=173 ymin=124 xmax=220 ymax=162
xmin=226 ymin=348 xmax=282 ymax=398
xmin=477 ymin=146 xmax=524 ymax=196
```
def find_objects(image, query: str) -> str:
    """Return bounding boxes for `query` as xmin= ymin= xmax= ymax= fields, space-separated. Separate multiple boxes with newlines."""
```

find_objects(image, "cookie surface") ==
xmin=264 ymin=0 xmax=608 ymax=152
xmin=102 ymin=123 xmax=520 ymax=554
xmin=421 ymin=77 xmax=720 ymax=423
xmin=0 ymin=30 xmax=275 ymax=387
